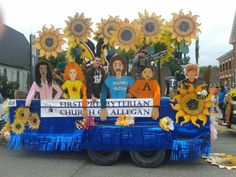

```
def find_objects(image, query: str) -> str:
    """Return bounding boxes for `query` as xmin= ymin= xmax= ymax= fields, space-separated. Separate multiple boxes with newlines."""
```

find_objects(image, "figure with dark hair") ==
xmin=131 ymin=46 xmax=148 ymax=80
xmin=100 ymin=56 xmax=134 ymax=120
xmin=130 ymin=66 xmax=160 ymax=120
xmin=25 ymin=61 xmax=62 ymax=107
xmin=86 ymin=57 xmax=106 ymax=102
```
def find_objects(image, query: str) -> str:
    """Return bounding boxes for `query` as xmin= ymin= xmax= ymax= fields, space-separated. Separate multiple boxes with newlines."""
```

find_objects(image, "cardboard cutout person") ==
xmin=61 ymin=62 xmax=87 ymax=117
xmin=130 ymin=66 xmax=160 ymax=120
xmin=180 ymin=64 xmax=204 ymax=86
xmin=25 ymin=61 xmax=63 ymax=117
xmin=100 ymin=56 xmax=134 ymax=120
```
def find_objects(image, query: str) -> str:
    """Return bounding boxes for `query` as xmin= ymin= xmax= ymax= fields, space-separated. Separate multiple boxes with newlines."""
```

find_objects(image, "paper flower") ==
xmin=138 ymin=10 xmax=164 ymax=45
xmin=115 ymin=115 xmax=135 ymax=126
xmin=170 ymin=84 xmax=213 ymax=128
xmin=165 ymin=10 xmax=201 ymax=43
xmin=34 ymin=25 xmax=65 ymax=58
xmin=159 ymin=116 xmax=174 ymax=131
xmin=28 ymin=113 xmax=40 ymax=129
xmin=15 ymin=107 xmax=28 ymax=124
xmin=206 ymin=153 xmax=236 ymax=170
xmin=64 ymin=12 xmax=92 ymax=46
xmin=11 ymin=120 xmax=25 ymax=134
xmin=96 ymin=16 xmax=121 ymax=46
xmin=75 ymin=116 xmax=95 ymax=130
xmin=111 ymin=19 xmax=143 ymax=52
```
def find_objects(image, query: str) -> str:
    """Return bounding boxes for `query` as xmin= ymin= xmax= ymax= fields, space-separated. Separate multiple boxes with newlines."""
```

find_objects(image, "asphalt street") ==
xmin=0 ymin=130 xmax=236 ymax=177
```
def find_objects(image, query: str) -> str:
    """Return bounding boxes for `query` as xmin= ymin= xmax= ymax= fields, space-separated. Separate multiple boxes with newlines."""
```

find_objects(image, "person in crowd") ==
xmin=218 ymin=86 xmax=227 ymax=123
xmin=130 ymin=66 xmax=160 ymax=120
xmin=211 ymin=84 xmax=218 ymax=113
xmin=100 ymin=56 xmax=134 ymax=120
xmin=86 ymin=57 xmax=106 ymax=102
xmin=52 ymin=67 xmax=64 ymax=86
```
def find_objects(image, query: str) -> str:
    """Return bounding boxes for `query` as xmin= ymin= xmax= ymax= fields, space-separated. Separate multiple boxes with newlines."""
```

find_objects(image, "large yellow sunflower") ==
xmin=11 ymin=120 xmax=25 ymax=134
xmin=166 ymin=10 xmax=201 ymax=43
xmin=97 ymin=16 xmax=121 ymax=46
xmin=170 ymin=84 xmax=213 ymax=128
xmin=34 ymin=25 xmax=65 ymax=59
xmin=155 ymin=32 xmax=175 ymax=64
xmin=64 ymin=12 xmax=92 ymax=46
xmin=111 ymin=19 xmax=143 ymax=52
xmin=28 ymin=113 xmax=40 ymax=129
xmin=15 ymin=107 xmax=28 ymax=124
xmin=138 ymin=10 xmax=164 ymax=45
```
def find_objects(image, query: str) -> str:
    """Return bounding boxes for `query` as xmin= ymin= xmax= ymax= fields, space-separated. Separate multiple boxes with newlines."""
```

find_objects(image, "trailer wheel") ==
xmin=87 ymin=150 xmax=121 ymax=166
xmin=130 ymin=150 xmax=166 ymax=168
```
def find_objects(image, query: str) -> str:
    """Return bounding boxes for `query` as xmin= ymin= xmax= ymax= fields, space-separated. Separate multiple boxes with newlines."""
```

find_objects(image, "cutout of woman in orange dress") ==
xmin=130 ymin=66 xmax=160 ymax=120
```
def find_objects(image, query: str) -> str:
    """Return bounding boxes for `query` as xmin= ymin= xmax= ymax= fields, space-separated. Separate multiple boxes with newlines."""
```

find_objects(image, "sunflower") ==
xmin=15 ymin=107 xmax=28 ymax=124
xmin=34 ymin=25 xmax=65 ymax=59
xmin=97 ymin=16 xmax=121 ymax=46
xmin=28 ymin=113 xmax=40 ymax=129
xmin=11 ymin=120 xmax=25 ymax=134
xmin=206 ymin=153 xmax=236 ymax=170
xmin=3 ymin=122 xmax=11 ymax=132
xmin=64 ymin=12 xmax=92 ymax=46
xmin=154 ymin=33 xmax=175 ymax=64
xmin=138 ymin=10 xmax=164 ymax=45
xmin=111 ymin=19 xmax=143 ymax=52
xmin=170 ymin=84 xmax=213 ymax=128
xmin=166 ymin=10 xmax=201 ymax=43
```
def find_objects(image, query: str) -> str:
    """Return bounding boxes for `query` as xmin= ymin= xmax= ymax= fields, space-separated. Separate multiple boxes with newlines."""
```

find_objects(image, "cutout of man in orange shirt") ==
xmin=130 ymin=66 xmax=160 ymax=120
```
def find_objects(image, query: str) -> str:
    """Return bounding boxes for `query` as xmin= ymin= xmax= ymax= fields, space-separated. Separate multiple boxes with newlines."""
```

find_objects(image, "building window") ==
xmin=223 ymin=64 xmax=225 ymax=71
xmin=17 ymin=70 xmax=20 ymax=82
xmin=4 ymin=68 xmax=7 ymax=76
xmin=229 ymin=61 xmax=231 ymax=69
xmin=226 ymin=62 xmax=228 ymax=70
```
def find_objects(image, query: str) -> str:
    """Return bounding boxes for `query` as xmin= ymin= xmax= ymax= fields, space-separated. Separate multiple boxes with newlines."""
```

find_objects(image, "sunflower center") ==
xmin=74 ymin=24 xmax=83 ymax=33
xmin=145 ymin=22 xmax=155 ymax=32
xmin=186 ymin=99 xmax=198 ymax=110
xmin=121 ymin=30 xmax=133 ymax=41
xmin=107 ymin=26 xmax=114 ymax=34
xmin=179 ymin=21 xmax=189 ymax=32
xmin=45 ymin=38 xmax=54 ymax=47
xmin=20 ymin=113 xmax=24 ymax=117
xmin=16 ymin=124 xmax=21 ymax=129
xmin=33 ymin=119 xmax=37 ymax=123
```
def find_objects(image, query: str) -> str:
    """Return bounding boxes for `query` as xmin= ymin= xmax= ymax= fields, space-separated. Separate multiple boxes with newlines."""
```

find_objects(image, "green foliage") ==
xmin=0 ymin=75 xmax=19 ymax=99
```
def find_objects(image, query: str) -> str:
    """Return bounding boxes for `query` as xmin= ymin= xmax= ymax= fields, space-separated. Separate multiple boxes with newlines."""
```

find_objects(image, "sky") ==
xmin=0 ymin=0 xmax=235 ymax=66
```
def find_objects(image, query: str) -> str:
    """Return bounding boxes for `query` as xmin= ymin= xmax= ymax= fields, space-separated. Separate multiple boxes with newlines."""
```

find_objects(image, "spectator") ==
xmin=218 ymin=86 xmax=227 ymax=122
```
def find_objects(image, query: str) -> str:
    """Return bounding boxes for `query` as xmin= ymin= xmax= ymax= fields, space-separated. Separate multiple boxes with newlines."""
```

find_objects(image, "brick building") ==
xmin=217 ymin=11 xmax=236 ymax=88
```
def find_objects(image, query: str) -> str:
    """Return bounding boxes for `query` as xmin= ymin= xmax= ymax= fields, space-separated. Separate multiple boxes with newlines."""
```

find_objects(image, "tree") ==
xmin=0 ymin=75 xmax=19 ymax=99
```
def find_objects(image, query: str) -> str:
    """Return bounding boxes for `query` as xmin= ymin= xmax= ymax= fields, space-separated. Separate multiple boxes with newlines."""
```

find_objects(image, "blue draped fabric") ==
xmin=8 ymin=98 xmax=211 ymax=160
xmin=170 ymin=139 xmax=211 ymax=160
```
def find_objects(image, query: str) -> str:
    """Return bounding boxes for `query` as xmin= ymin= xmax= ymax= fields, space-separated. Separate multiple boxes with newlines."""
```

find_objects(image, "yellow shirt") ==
xmin=61 ymin=80 xmax=87 ymax=109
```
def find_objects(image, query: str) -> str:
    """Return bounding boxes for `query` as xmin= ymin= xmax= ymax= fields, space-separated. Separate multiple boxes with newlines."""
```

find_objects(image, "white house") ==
xmin=0 ymin=25 xmax=30 ymax=93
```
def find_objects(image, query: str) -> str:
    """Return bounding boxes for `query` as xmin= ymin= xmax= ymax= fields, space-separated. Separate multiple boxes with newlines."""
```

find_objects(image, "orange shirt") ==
xmin=129 ymin=80 xmax=160 ymax=106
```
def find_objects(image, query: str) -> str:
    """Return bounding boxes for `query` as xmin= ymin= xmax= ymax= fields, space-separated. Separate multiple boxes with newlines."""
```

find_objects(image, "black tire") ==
xmin=87 ymin=150 xmax=121 ymax=166
xmin=130 ymin=150 xmax=166 ymax=168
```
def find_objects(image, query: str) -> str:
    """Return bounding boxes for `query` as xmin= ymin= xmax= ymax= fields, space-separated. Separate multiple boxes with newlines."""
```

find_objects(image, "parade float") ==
xmin=5 ymin=10 xmax=214 ymax=168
